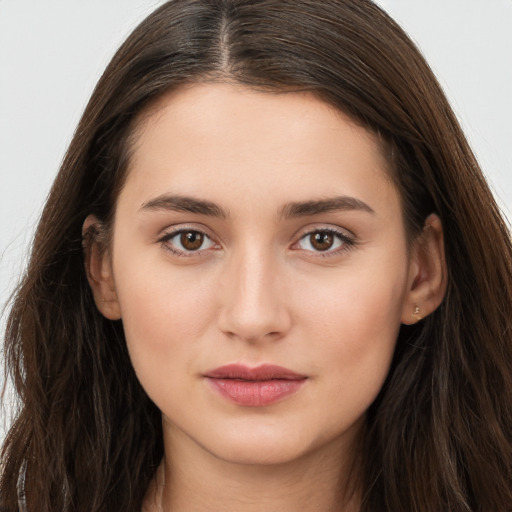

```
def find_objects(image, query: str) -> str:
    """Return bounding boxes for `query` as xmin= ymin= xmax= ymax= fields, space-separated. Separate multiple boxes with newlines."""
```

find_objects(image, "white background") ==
xmin=1 ymin=1 xmax=511 ymax=439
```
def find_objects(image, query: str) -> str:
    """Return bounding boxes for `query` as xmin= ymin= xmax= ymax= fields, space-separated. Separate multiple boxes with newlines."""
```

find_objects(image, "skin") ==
xmin=85 ymin=83 xmax=446 ymax=511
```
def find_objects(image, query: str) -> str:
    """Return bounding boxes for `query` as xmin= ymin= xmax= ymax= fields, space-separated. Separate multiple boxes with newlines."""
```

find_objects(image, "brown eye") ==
xmin=180 ymin=231 xmax=204 ymax=251
xmin=161 ymin=229 xmax=216 ymax=255
xmin=296 ymin=229 xmax=350 ymax=254
xmin=310 ymin=232 xmax=334 ymax=251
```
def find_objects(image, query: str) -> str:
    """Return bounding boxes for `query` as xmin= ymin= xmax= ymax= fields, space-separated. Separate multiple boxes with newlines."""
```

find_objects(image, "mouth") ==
xmin=204 ymin=364 xmax=308 ymax=407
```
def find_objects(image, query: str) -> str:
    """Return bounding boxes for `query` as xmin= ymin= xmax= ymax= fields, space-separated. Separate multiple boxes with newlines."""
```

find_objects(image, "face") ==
xmin=96 ymin=83 xmax=418 ymax=466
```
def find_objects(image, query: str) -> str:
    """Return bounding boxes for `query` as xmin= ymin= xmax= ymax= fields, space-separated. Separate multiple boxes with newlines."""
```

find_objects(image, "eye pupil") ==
xmin=180 ymin=231 xmax=204 ymax=250
xmin=311 ymin=232 xmax=334 ymax=251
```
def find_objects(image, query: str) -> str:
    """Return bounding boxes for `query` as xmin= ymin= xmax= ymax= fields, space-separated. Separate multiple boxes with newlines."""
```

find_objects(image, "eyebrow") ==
xmin=281 ymin=196 xmax=375 ymax=218
xmin=140 ymin=194 xmax=228 ymax=219
xmin=139 ymin=194 xmax=374 ymax=219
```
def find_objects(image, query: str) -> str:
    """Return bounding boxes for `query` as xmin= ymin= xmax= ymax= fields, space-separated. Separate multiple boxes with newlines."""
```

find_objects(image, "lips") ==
xmin=204 ymin=364 xmax=307 ymax=407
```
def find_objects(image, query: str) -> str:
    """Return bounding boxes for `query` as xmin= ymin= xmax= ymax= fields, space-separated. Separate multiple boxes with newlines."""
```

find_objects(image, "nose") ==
xmin=216 ymin=246 xmax=292 ymax=343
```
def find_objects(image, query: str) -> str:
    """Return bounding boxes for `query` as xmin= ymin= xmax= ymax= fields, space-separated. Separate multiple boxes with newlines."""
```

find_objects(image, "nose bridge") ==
xmin=218 ymin=240 xmax=291 ymax=341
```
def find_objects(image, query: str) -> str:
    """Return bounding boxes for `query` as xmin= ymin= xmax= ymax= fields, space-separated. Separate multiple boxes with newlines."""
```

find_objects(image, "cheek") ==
xmin=297 ymin=256 xmax=407 ymax=393
xmin=302 ymin=258 xmax=405 ymax=330
xmin=290 ymin=271 xmax=405 ymax=441
xmin=111 ymin=256 xmax=218 ymax=380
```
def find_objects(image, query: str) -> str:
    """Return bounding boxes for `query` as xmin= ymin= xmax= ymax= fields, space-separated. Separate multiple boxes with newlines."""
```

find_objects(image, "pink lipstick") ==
xmin=204 ymin=364 xmax=307 ymax=406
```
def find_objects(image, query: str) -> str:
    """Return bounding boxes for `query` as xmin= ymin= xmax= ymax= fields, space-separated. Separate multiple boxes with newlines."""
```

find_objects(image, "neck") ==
xmin=144 ymin=424 xmax=362 ymax=512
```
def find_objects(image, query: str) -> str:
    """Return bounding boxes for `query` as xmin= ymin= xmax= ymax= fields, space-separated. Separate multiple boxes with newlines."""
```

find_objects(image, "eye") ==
xmin=296 ymin=229 xmax=353 ymax=253
xmin=160 ymin=229 xmax=217 ymax=255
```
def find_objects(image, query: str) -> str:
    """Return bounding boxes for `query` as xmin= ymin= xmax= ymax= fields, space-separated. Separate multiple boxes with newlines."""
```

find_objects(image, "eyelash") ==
xmin=294 ymin=227 xmax=356 ymax=257
xmin=157 ymin=226 xmax=356 ymax=258
xmin=158 ymin=227 xmax=218 ymax=257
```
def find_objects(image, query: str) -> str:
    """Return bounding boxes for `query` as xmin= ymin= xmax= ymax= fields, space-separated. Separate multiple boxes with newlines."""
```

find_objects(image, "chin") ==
xmin=211 ymin=440 xmax=307 ymax=466
xmin=196 ymin=423 xmax=326 ymax=467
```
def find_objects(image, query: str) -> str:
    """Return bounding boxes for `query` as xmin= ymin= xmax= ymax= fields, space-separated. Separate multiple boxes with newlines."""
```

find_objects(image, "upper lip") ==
xmin=204 ymin=364 xmax=307 ymax=381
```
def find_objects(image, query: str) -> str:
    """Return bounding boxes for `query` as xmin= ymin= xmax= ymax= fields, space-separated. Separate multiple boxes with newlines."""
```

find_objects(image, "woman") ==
xmin=2 ymin=0 xmax=512 ymax=510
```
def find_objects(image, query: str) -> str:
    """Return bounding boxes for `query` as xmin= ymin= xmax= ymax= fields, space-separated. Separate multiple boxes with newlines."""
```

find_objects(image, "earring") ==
xmin=412 ymin=305 xmax=422 ymax=321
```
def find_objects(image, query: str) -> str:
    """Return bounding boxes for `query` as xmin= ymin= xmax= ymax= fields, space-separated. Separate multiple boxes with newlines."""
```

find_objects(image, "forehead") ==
xmin=121 ymin=83 xmax=398 ymax=219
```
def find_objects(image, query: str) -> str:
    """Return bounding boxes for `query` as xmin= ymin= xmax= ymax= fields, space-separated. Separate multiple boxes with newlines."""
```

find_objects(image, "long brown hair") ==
xmin=2 ymin=1 xmax=512 ymax=510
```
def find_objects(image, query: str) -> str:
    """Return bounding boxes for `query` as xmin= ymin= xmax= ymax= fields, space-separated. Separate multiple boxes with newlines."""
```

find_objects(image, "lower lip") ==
xmin=206 ymin=378 xmax=306 ymax=406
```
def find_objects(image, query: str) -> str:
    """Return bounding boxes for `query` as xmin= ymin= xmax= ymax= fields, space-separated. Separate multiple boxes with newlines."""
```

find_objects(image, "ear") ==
xmin=82 ymin=214 xmax=122 ymax=320
xmin=401 ymin=213 xmax=447 ymax=325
